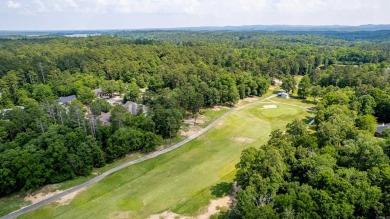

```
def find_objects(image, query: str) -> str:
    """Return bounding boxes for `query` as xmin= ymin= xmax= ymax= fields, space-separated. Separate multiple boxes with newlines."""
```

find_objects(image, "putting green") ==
xmin=20 ymin=102 xmax=310 ymax=219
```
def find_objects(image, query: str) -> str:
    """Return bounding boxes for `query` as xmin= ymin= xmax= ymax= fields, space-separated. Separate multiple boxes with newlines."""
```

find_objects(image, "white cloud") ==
xmin=33 ymin=0 xmax=48 ymax=12
xmin=54 ymin=0 xmax=78 ymax=11
xmin=1 ymin=0 xmax=390 ymax=29
xmin=89 ymin=0 xmax=200 ymax=14
xmin=276 ymin=0 xmax=325 ymax=13
xmin=6 ymin=0 xmax=21 ymax=9
xmin=7 ymin=0 xmax=389 ymax=16
xmin=274 ymin=0 xmax=388 ymax=13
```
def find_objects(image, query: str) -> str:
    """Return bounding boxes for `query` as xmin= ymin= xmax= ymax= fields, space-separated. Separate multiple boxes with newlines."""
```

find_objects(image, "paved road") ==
xmin=2 ymin=94 xmax=275 ymax=219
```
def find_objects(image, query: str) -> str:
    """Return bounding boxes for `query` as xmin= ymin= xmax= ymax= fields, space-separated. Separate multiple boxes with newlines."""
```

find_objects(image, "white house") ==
xmin=277 ymin=92 xmax=290 ymax=99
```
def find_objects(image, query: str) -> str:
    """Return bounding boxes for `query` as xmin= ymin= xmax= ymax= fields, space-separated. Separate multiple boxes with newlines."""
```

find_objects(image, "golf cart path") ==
xmin=2 ymin=94 xmax=276 ymax=219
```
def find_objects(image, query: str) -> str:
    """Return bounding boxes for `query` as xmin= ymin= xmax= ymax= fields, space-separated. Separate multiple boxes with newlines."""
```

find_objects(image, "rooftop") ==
xmin=59 ymin=95 xmax=76 ymax=103
xmin=99 ymin=112 xmax=111 ymax=125
xmin=93 ymin=88 xmax=103 ymax=94
xmin=376 ymin=124 xmax=390 ymax=134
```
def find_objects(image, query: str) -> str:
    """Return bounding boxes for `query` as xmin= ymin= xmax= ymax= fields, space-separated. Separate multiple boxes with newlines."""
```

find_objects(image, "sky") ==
xmin=1 ymin=0 xmax=390 ymax=30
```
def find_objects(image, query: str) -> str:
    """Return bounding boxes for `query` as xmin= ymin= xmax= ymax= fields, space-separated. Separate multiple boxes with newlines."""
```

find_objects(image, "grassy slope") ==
xmin=20 ymin=101 xmax=311 ymax=219
xmin=0 ymin=196 xmax=30 ymax=217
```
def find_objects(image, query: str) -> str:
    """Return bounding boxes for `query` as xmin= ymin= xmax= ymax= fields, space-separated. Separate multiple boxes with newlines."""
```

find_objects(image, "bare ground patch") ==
xmin=147 ymin=197 xmax=231 ymax=219
xmin=56 ymin=188 xmax=85 ymax=206
xmin=180 ymin=115 xmax=206 ymax=138
xmin=148 ymin=211 xmax=190 ymax=219
xmin=231 ymin=137 xmax=255 ymax=143
xmin=108 ymin=211 xmax=133 ymax=219
xmin=24 ymin=184 xmax=85 ymax=206
xmin=212 ymin=106 xmax=230 ymax=111
xmin=236 ymin=97 xmax=259 ymax=107
xmin=214 ymin=121 xmax=225 ymax=129
xmin=183 ymin=115 xmax=206 ymax=125
xmin=197 ymin=196 xmax=231 ymax=219
xmin=180 ymin=127 xmax=201 ymax=138
xmin=24 ymin=185 xmax=62 ymax=205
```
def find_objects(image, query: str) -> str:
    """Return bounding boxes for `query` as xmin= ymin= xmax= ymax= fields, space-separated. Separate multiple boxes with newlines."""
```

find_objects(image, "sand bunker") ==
xmin=263 ymin=105 xmax=277 ymax=109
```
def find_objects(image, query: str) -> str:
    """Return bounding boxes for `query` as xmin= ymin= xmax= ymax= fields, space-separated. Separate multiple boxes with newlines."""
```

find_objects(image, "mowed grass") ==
xmin=0 ymin=195 xmax=30 ymax=217
xmin=20 ymin=102 xmax=310 ymax=219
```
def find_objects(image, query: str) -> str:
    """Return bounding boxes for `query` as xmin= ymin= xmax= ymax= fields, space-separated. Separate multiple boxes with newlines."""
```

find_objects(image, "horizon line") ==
xmin=1 ymin=23 xmax=390 ymax=32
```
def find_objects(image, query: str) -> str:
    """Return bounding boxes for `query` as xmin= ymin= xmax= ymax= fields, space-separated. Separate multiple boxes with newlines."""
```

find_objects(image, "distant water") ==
xmin=65 ymin=33 xmax=101 ymax=37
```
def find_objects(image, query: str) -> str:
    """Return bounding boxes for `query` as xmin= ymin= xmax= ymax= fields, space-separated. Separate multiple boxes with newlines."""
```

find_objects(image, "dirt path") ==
xmin=2 ymin=94 xmax=275 ymax=219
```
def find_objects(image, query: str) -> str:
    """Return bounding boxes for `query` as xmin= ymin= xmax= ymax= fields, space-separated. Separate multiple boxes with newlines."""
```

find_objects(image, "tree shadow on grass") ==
xmin=210 ymin=182 xmax=233 ymax=198
xmin=288 ymin=96 xmax=317 ymax=104
xmin=302 ymin=99 xmax=317 ymax=104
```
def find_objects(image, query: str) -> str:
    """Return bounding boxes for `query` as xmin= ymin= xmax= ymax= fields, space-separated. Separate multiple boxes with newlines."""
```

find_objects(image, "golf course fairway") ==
xmin=20 ymin=99 xmax=311 ymax=219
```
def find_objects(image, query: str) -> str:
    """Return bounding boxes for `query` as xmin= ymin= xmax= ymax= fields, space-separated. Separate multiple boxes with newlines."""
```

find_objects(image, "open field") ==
xmin=18 ymin=100 xmax=311 ymax=219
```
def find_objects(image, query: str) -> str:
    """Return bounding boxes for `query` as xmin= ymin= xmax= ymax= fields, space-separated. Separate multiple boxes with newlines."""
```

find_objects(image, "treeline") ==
xmin=231 ymin=88 xmax=390 ymax=218
xmin=0 ymin=35 xmax=387 ymax=110
xmin=275 ymin=63 xmax=390 ymax=123
xmin=0 ymin=99 xmax=164 ymax=195
xmin=302 ymin=64 xmax=390 ymax=122
xmin=232 ymin=105 xmax=390 ymax=218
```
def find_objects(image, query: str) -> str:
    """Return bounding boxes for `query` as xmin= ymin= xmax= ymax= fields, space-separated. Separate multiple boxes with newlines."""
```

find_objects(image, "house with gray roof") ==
xmin=99 ymin=112 xmax=111 ymax=125
xmin=59 ymin=95 xmax=76 ymax=104
xmin=376 ymin=124 xmax=390 ymax=135
xmin=124 ymin=101 xmax=147 ymax=115
xmin=93 ymin=88 xmax=103 ymax=97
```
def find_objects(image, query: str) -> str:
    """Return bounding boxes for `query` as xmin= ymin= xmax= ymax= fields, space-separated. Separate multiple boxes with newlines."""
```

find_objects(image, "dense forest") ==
xmin=232 ymin=90 xmax=390 ymax=218
xmin=0 ymin=31 xmax=390 ymax=219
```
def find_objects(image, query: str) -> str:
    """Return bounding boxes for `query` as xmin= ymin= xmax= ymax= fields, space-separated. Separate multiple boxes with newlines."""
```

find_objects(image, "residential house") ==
xmin=59 ymin=95 xmax=76 ymax=105
xmin=124 ymin=101 xmax=147 ymax=116
xmin=92 ymin=88 xmax=103 ymax=97
xmin=277 ymin=92 xmax=290 ymax=99
xmin=99 ymin=112 xmax=111 ymax=125
xmin=376 ymin=123 xmax=390 ymax=135
xmin=0 ymin=106 xmax=25 ymax=116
